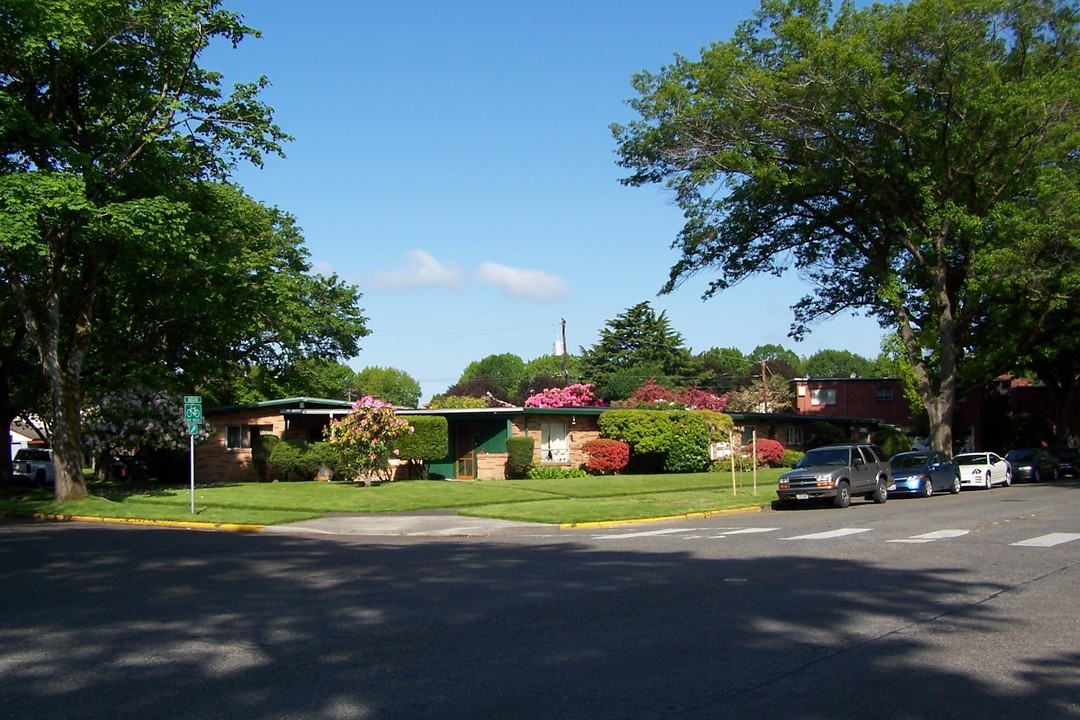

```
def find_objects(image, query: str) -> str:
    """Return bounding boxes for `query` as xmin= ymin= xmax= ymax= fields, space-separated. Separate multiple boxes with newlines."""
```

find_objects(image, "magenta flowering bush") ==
xmin=326 ymin=395 xmax=414 ymax=481
xmin=524 ymin=383 xmax=601 ymax=408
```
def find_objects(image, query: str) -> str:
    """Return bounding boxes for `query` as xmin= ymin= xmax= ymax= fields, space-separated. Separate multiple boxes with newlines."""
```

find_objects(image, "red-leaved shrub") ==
xmin=583 ymin=438 xmax=630 ymax=475
xmin=748 ymin=438 xmax=785 ymax=467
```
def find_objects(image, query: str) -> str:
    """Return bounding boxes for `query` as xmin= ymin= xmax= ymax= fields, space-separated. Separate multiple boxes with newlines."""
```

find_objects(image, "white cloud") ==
xmin=373 ymin=249 xmax=464 ymax=289
xmin=475 ymin=262 xmax=571 ymax=301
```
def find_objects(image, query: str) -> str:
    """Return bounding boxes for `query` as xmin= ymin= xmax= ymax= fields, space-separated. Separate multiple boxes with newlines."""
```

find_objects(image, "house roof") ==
xmin=206 ymin=397 xmax=355 ymax=414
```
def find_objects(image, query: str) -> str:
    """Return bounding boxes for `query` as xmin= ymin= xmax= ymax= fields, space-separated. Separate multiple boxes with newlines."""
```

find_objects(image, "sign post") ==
xmin=184 ymin=396 xmax=202 ymax=514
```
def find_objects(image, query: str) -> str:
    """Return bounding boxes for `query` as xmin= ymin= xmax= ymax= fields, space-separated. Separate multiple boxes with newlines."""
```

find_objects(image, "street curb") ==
xmin=3 ymin=511 xmax=265 ymax=533
xmin=558 ymin=503 xmax=766 ymax=530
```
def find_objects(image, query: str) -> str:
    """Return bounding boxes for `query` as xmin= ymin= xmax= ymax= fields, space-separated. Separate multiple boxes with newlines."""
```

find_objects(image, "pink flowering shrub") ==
xmin=524 ymin=383 xmax=601 ymax=408
xmin=326 ymin=396 xmax=414 ymax=481
xmin=680 ymin=386 xmax=728 ymax=412
xmin=617 ymin=379 xmax=728 ymax=412
xmin=747 ymin=438 xmax=786 ymax=467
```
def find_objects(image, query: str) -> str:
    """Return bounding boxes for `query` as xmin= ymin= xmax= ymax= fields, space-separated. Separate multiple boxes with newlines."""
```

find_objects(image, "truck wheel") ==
xmin=872 ymin=478 xmax=888 ymax=504
xmin=833 ymin=481 xmax=851 ymax=509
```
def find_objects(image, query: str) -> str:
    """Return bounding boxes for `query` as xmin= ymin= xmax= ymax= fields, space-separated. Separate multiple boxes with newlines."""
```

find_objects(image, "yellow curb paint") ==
xmin=559 ymin=504 xmax=765 ymax=530
xmin=22 ymin=512 xmax=264 ymax=533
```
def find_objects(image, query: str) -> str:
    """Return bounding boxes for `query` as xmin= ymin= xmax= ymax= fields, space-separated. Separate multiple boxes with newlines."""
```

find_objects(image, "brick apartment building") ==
xmin=791 ymin=376 xmax=1060 ymax=451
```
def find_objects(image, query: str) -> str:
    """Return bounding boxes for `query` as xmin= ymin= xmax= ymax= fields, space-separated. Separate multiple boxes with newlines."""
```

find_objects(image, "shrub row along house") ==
xmin=196 ymin=394 xmax=892 ymax=483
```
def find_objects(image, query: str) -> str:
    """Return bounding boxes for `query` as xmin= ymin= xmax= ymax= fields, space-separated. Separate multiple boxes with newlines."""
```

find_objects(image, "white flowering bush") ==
xmin=82 ymin=387 xmax=212 ymax=459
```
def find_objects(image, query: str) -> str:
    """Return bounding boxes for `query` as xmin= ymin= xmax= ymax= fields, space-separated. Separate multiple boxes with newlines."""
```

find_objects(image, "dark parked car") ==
xmin=1004 ymin=448 xmax=1060 ymax=483
xmin=777 ymin=444 xmax=891 ymax=509
xmin=1048 ymin=448 xmax=1078 ymax=478
xmin=889 ymin=450 xmax=961 ymax=497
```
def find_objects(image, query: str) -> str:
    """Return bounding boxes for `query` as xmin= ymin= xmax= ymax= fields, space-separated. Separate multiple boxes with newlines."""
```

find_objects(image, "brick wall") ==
xmin=196 ymin=410 xmax=288 ymax=483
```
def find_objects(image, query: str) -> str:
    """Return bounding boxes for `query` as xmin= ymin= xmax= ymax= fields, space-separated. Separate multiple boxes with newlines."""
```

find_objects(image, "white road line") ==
xmin=1011 ymin=533 xmax=1080 ymax=548
xmin=781 ymin=528 xmax=872 ymax=541
xmin=888 ymin=529 xmax=970 ymax=544
xmin=594 ymin=528 xmax=701 ymax=540
xmin=710 ymin=528 xmax=780 ymax=537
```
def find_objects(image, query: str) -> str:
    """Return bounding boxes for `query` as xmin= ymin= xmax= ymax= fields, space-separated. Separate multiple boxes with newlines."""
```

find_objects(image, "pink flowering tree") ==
xmin=82 ymin=387 xmax=213 ymax=479
xmin=326 ymin=395 xmax=414 ymax=481
xmin=524 ymin=383 xmax=601 ymax=408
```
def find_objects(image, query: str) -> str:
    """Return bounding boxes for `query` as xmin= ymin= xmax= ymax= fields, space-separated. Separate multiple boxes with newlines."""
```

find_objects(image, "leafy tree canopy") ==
xmin=459 ymin=353 xmax=526 ymax=400
xmin=354 ymin=366 xmax=422 ymax=408
xmin=612 ymin=0 xmax=1079 ymax=452
xmin=0 ymin=1 xmax=371 ymax=500
xmin=803 ymin=349 xmax=877 ymax=379
xmin=580 ymin=302 xmax=700 ymax=399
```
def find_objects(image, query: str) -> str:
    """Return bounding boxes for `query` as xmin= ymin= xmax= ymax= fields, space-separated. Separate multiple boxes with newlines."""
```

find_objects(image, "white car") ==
xmin=954 ymin=451 xmax=1011 ymax=489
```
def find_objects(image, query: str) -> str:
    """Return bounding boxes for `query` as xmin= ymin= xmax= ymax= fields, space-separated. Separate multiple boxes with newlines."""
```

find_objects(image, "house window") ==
xmin=540 ymin=421 xmax=569 ymax=464
xmin=787 ymin=426 xmax=804 ymax=446
xmin=876 ymin=387 xmax=894 ymax=400
xmin=226 ymin=425 xmax=272 ymax=450
xmin=810 ymin=388 xmax=837 ymax=406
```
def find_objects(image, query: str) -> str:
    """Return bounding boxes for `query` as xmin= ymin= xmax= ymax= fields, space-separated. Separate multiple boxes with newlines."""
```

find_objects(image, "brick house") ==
xmin=196 ymin=398 xmax=897 ymax=483
xmin=397 ymin=407 xmax=604 ymax=480
xmin=197 ymin=397 xmax=353 ymax=483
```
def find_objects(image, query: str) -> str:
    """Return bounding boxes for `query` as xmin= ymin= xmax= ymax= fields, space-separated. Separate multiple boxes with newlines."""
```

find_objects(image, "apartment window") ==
xmin=876 ymin=387 xmax=894 ymax=401
xmin=787 ymin=426 xmax=804 ymax=446
xmin=810 ymin=388 xmax=837 ymax=406
xmin=540 ymin=421 xmax=569 ymax=464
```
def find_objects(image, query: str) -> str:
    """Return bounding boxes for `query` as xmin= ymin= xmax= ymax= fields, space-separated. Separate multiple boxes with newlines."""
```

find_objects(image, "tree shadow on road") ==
xmin=0 ymin=522 xmax=1076 ymax=720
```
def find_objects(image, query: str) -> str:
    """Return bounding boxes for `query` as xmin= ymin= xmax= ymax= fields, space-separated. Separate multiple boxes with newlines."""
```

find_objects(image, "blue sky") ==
xmin=207 ymin=0 xmax=886 ymax=401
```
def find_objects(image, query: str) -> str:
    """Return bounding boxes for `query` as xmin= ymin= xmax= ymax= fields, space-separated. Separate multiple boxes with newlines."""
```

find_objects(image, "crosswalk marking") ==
xmin=710 ymin=527 xmax=779 ymax=537
xmin=888 ymin=529 xmax=970 ymax=544
xmin=594 ymin=528 xmax=703 ymax=540
xmin=584 ymin=526 xmax=1078 ymax=548
xmin=780 ymin=528 xmax=872 ymax=541
xmin=1010 ymin=533 xmax=1080 ymax=548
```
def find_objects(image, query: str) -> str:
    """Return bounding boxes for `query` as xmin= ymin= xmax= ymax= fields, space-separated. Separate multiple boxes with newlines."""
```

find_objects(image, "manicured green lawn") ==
xmin=0 ymin=469 xmax=783 ymax=526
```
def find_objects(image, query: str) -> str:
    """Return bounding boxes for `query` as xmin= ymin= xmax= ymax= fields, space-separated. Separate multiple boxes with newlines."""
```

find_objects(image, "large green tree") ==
xmin=355 ymin=366 xmax=422 ymax=408
xmin=0 ymin=1 xmax=300 ymax=500
xmin=458 ymin=353 xmax=526 ymax=401
xmin=613 ymin=0 xmax=1079 ymax=453
xmin=580 ymin=301 xmax=699 ymax=401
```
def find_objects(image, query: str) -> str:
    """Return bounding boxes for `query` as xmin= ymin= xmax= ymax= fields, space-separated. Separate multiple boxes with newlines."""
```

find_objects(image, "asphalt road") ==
xmin=2 ymin=481 xmax=1078 ymax=719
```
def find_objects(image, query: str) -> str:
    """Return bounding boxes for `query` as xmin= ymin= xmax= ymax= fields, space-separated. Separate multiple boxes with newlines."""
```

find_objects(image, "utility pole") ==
xmin=761 ymin=360 xmax=770 ymax=413
xmin=561 ymin=318 xmax=569 ymax=383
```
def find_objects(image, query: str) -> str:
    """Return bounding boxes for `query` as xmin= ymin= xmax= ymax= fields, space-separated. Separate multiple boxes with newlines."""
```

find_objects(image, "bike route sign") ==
xmin=184 ymin=396 xmax=202 ymax=434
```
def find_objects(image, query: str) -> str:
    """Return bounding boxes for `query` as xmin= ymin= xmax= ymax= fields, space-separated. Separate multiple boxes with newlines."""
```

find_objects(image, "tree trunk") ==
xmin=50 ymin=372 xmax=87 ymax=501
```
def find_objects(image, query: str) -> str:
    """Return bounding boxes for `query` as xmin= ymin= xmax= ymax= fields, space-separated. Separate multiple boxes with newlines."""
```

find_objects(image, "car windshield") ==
xmin=14 ymin=449 xmax=51 ymax=461
xmin=891 ymin=453 xmax=929 ymax=469
xmin=954 ymin=453 xmax=986 ymax=465
xmin=796 ymin=447 xmax=850 ymax=467
xmin=1006 ymin=450 xmax=1034 ymax=461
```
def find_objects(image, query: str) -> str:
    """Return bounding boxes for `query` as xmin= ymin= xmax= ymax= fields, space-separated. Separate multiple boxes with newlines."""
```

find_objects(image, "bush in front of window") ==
xmin=397 ymin=416 xmax=449 ymax=479
xmin=252 ymin=435 xmax=280 ymax=482
xmin=746 ymin=438 xmax=786 ymax=467
xmin=506 ymin=436 xmax=535 ymax=479
xmin=781 ymin=449 xmax=805 ymax=468
xmin=664 ymin=411 xmax=712 ymax=473
xmin=583 ymin=438 xmax=630 ymax=475
xmin=268 ymin=440 xmax=346 ymax=481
